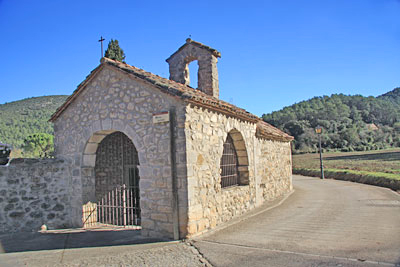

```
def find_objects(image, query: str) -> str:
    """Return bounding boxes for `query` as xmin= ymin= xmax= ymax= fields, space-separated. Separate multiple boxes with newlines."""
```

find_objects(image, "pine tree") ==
xmin=21 ymin=133 xmax=54 ymax=158
xmin=104 ymin=39 xmax=126 ymax=62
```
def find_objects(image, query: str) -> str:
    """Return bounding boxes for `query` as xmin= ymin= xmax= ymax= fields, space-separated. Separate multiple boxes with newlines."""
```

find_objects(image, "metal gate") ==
xmin=83 ymin=166 xmax=140 ymax=228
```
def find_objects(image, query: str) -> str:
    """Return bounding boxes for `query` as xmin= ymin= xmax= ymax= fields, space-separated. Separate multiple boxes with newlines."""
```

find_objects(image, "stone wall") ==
xmin=50 ymin=61 xmax=292 ymax=239
xmin=256 ymin=139 xmax=293 ymax=201
xmin=0 ymin=158 xmax=75 ymax=233
xmin=53 ymin=66 xmax=189 ymax=238
xmin=184 ymin=105 xmax=258 ymax=235
xmin=184 ymin=105 xmax=293 ymax=236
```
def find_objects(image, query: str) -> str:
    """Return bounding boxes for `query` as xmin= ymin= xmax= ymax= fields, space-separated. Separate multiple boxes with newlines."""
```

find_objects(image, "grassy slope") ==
xmin=292 ymin=149 xmax=400 ymax=194
xmin=293 ymin=148 xmax=400 ymax=178
xmin=0 ymin=95 xmax=68 ymax=148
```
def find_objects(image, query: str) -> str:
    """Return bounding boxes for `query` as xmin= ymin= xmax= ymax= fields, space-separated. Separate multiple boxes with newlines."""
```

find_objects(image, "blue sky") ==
xmin=0 ymin=0 xmax=399 ymax=116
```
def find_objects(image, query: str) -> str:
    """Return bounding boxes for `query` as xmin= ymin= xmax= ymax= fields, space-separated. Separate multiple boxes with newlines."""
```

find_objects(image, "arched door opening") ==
xmin=82 ymin=131 xmax=141 ymax=228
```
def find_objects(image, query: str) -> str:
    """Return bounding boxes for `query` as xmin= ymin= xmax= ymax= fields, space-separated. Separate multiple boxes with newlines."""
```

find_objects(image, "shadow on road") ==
xmin=0 ymin=228 xmax=166 ymax=253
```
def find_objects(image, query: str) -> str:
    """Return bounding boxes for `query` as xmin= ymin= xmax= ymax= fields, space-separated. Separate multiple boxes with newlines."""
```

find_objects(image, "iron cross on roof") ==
xmin=98 ymin=36 xmax=105 ymax=58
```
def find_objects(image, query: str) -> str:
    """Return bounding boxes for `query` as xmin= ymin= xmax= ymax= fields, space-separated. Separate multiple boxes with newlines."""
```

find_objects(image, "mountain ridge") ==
xmin=263 ymin=87 xmax=400 ymax=153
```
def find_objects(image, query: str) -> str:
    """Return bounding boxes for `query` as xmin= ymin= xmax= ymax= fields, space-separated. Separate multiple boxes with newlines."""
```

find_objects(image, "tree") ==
xmin=104 ymin=39 xmax=126 ymax=62
xmin=21 ymin=133 xmax=54 ymax=158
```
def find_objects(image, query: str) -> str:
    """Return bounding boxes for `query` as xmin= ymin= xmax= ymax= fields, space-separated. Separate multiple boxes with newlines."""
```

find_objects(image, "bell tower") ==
xmin=166 ymin=39 xmax=221 ymax=98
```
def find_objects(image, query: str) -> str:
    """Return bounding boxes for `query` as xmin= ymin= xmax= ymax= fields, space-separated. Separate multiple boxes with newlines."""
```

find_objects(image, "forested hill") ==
xmin=2 ymin=88 xmax=400 ymax=154
xmin=377 ymin=87 xmax=400 ymax=104
xmin=0 ymin=95 xmax=68 ymax=147
xmin=262 ymin=88 xmax=400 ymax=153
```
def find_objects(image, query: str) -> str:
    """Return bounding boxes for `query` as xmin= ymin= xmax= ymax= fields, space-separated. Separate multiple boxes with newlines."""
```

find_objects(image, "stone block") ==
xmin=197 ymin=218 xmax=209 ymax=232
xmin=151 ymin=213 xmax=168 ymax=222
xmin=187 ymin=222 xmax=197 ymax=235
xmin=158 ymin=222 xmax=173 ymax=233
xmin=83 ymin=154 xmax=96 ymax=167
xmin=101 ymin=119 xmax=112 ymax=130
xmin=9 ymin=212 xmax=25 ymax=219
xmin=157 ymin=205 xmax=172 ymax=213
xmin=89 ymin=134 xmax=106 ymax=143
xmin=84 ymin=143 xmax=98 ymax=154
xmin=141 ymin=219 xmax=155 ymax=229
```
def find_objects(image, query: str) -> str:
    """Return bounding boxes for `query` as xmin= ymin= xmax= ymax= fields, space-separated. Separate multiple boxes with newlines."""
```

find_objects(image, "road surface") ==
xmin=194 ymin=175 xmax=400 ymax=267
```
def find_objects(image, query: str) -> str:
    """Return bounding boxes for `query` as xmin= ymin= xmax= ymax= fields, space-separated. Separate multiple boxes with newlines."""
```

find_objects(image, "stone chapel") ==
xmin=49 ymin=38 xmax=293 ymax=239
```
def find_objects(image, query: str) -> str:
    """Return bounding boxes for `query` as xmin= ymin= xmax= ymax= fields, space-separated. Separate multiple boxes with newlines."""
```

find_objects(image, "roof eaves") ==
xmin=103 ymin=59 xmax=258 ymax=123
xmin=256 ymin=121 xmax=294 ymax=142
xmin=49 ymin=64 xmax=105 ymax=122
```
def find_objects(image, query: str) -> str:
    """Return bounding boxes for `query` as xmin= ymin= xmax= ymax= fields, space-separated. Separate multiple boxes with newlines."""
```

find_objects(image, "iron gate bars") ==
xmin=83 ymin=184 xmax=140 ymax=228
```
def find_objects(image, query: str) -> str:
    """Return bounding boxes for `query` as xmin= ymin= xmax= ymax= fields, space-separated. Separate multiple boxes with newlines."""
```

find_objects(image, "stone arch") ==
xmin=80 ymin=120 xmax=145 ymax=166
xmin=94 ymin=131 xmax=139 ymax=200
xmin=80 ymin=126 xmax=143 ymax=203
xmin=81 ymin=130 xmax=141 ymax=226
xmin=220 ymin=129 xmax=249 ymax=186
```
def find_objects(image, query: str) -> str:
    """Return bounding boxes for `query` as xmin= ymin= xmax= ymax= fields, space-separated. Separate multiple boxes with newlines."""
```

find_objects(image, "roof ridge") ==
xmin=166 ymin=38 xmax=221 ymax=62
xmin=50 ymin=57 xmax=293 ymax=142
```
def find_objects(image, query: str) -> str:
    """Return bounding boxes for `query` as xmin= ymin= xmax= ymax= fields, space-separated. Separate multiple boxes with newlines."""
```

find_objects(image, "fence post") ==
xmin=123 ymin=184 xmax=127 ymax=227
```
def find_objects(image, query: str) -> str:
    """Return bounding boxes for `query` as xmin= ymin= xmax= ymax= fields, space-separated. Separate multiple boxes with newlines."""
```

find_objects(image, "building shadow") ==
xmin=324 ymin=151 xmax=400 ymax=162
xmin=0 ymin=228 xmax=167 ymax=253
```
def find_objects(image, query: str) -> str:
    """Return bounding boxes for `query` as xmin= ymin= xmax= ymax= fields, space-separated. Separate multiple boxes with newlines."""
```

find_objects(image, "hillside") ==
xmin=2 ymin=88 xmax=400 ymax=154
xmin=0 ymin=95 xmax=68 ymax=148
xmin=262 ymin=88 xmax=400 ymax=153
xmin=377 ymin=87 xmax=400 ymax=105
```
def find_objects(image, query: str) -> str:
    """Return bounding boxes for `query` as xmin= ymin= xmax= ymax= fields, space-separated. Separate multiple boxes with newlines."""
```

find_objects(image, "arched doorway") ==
xmin=82 ymin=131 xmax=141 ymax=227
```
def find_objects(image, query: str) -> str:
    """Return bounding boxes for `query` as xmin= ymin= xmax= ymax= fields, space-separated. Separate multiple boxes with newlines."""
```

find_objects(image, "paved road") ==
xmin=0 ymin=240 xmax=211 ymax=267
xmin=193 ymin=175 xmax=400 ymax=267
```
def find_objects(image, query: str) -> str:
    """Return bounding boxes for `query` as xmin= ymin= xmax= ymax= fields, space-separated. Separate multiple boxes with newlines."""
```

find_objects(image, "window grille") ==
xmin=220 ymin=135 xmax=239 ymax=188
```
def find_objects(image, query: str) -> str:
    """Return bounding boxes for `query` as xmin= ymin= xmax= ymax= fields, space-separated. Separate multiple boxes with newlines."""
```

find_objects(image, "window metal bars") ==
xmin=220 ymin=135 xmax=239 ymax=188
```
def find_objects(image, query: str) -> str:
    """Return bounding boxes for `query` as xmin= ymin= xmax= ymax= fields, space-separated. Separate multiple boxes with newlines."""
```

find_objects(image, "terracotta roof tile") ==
xmin=50 ymin=57 xmax=292 ymax=142
xmin=256 ymin=121 xmax=294 ymax=142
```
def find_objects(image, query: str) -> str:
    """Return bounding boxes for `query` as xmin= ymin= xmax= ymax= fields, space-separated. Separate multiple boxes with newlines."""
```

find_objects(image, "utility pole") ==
xmin=315 ymin=126 xmax=324 ymax=179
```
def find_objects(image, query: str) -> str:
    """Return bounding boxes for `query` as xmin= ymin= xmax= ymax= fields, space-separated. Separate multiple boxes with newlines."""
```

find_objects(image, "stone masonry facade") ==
xmin=184 ymin=105 xmax=292 ymax=236
xmin=53 ymin=67 xmax=189 ymax=238
xmin=257 ymin=139 xmax=293 ymax=202
xmin=46 ymin=39 xmax=294 ymax=239
xmin=0 ymin=158 xmax=75 ymax=233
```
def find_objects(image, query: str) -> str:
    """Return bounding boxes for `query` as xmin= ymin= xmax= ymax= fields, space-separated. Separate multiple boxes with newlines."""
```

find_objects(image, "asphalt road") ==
xmin=193 ymin=175 xmax=400 ymax=267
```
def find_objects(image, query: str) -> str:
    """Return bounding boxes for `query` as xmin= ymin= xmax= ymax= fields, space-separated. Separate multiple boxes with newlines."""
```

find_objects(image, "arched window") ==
xmin=220 ymin=130 xmax=250 ymax=188
xmin=220 ymin=134 xmax=239 ymax=187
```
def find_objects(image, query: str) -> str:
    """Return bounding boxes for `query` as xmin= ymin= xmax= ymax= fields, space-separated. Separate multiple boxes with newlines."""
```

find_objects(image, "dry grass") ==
xmin=293 ymin=148 xmax=400 ymax=179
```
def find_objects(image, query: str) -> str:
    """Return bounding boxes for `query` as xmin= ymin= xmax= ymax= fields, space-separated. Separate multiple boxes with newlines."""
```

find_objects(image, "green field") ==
xmin=293 ymin=148 xmax=400 ymax=181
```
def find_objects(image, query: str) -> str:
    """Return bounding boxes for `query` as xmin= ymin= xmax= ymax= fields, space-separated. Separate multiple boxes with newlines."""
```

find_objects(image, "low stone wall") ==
xmin=0 ymin=158 xmax=74 ymax=233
